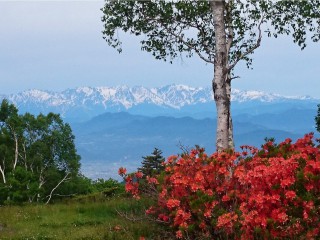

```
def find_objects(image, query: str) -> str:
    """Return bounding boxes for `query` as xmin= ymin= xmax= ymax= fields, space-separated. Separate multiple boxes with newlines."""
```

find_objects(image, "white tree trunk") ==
xmin=7 ymin=125 xmax=19 ymax=170
xmin=0 ymin=164 xmax=6 ymax=184
xmin=45 ymin=173 xmax=70 ymax=205
xmin=20 ymin=142 xmax=28 ymax=170
xmin=13 ymin=133 xmax=18 ymax=171
xmin=211 ymin=0 xmax=230 ymax=152
xmin=226 ymin=78 xmax=234 ymax=149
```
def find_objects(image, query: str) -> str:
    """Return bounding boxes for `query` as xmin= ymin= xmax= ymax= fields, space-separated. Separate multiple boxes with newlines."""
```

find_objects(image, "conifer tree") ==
xmin=138 ymin=148 xmax=165 ymax=177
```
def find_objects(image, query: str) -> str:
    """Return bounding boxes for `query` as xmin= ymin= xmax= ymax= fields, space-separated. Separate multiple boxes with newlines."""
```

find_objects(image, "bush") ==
xmin=67 ymin=178 xmax=125 ymax=203
xmin=119 ymin=134 xmax=320 ymax=239
xmin=90 ymin=178 xmax=125 ymax=195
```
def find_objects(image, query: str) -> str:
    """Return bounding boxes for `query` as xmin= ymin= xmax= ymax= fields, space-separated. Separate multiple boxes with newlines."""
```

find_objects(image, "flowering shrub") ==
xmin=119 ymin=134 xmax=320 ymax=239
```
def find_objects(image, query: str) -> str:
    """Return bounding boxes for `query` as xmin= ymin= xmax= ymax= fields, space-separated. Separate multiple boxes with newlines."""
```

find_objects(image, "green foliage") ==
xmin=138 ymin=148 xmax=165 ymax=177
xmin=56 ymin=175 xmax=93 ymax=199
xmin=316 ymin=104 xmax=320 ymax=133
xmin=0 ymin=99 xmax=83 ymax=204
xmin=101 ymin=0 xmax=320 ymax=68
xmin=91 ymin=178 xmax=124 ymax=193
xmin=102 ymin=0 xmax=320 ymax=151
xmin=62 ymin=178 xmax=126 ymax=204
xmin=102 ymin=0 xmax=320 ymax=150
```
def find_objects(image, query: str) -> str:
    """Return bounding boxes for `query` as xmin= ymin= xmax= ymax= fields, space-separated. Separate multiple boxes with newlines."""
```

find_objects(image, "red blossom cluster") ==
xmin=119 ymin=133 xmax=320 ymax=239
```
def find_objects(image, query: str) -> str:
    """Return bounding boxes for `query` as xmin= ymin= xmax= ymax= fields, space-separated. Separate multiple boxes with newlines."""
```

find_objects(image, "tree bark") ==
xmin=211 ymin=0 xmax=230 ymax=152
xmin=13 ymin=133 xmax=18 ymax=171
xmin=45 ymin=172 xmax=70 ymax=205
xmin=7 ymin=125 xmax=19 ymax=171
xmin=226 ymin=77 xmax=234 ymax=149
xmin=0 ymin=165 xmax=6 ymax=184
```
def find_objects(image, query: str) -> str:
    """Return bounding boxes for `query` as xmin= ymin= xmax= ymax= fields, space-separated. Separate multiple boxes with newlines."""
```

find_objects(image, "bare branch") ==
xmin=142 ymin=13 xmax=214 ymax=64
xmin=177 ymin=18 xmax=215 ymax=59
xmin=45 ymin=172 xmax=70 ymax=204
xmin=52 ymin=193 xmax=77 ymax=197
xmin=167 ymin=29 xmax=214 ymax=64
xmin=177 ymin=141 xmax=190 ymax=155
xmin=230 ymin=75 xmax=240 ymax=80
xmin=116 ymin=208 xmax=170 ymax=225
xmin=227 ymin=15 xmax=264 ymax=73
xmin=115 ymin=209 xmax=147 ymax=222
xmin=225 ymin=0 xmax=234 ymax=63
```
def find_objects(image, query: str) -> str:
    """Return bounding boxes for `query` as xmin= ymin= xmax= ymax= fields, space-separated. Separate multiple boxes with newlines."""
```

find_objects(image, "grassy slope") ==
xmin=0 ymin=196 xmax=168 ymax=240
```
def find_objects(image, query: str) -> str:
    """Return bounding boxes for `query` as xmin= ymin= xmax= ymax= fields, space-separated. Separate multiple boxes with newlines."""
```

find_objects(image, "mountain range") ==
xmin=1 ymin=85 xmax=319 ymax=179
xmin=1 ymin=85 xmax=316 ymax=122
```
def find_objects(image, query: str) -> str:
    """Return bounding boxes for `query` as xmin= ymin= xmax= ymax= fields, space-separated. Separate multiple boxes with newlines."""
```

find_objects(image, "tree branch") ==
xmin=115 ymin=208 xmax=170 ymax=224
xmin=225 ymin=0 xmax=234 ymax=64
xmin=115 ymin=209 xmax=147 ymax=222
xmin=227 ymin=15 xmax=264 ymax=72
xmin=230 ymin=75 xmax=240 ymax=80
xmin=167 ymin=28 xmax=214 ymax=64
xmin=45 ymin=172 xmax=70 ymax=204
xmin=178 ymin=18 xmax=215 ymax=60
xmin=142 ymin=12 xmax=214 ymax=64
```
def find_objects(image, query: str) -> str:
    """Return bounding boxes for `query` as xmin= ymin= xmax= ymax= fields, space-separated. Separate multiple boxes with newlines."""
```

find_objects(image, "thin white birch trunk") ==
xmin=0 ymin=165 xmax=6 ymax=184
xmin=13 ymin=133 xmax=18 ymax=170
xmin=211 ymin=0 xmax=230 ymax=152
xmin=45 ymin=173 xmax=70 ymax=204
xmin=226 ymin=78 xmax=234 ymax=149
xmin=7 ymin=124 xmax=19 ymax=170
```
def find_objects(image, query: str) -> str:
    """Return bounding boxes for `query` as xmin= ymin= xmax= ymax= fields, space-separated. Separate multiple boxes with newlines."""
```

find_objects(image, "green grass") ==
xmin=0 ymin=196 xmax=170 ymax=240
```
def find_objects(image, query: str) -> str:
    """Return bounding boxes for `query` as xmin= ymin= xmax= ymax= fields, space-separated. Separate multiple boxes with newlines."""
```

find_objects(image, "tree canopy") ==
xmin=0 ymin=100 xmax=83 ymax=204
xmin=138 ymin=148 xmax=165 ymax=177
xmin=101 ymin=0 xmax=320 ymax=151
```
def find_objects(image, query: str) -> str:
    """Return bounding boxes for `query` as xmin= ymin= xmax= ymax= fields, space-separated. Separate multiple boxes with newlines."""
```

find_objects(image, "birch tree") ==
xmin=0 ymin=100 xmax=82 ymax=204
xmin=101 ymin=0 xmax=320 ymax=151
xmin=0 ymin=100 xmax=21 ymax=184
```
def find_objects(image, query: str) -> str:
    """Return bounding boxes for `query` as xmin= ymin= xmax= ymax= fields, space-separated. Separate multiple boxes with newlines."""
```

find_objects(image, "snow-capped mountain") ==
xmin=1 ymin=84 xmax=317 ymax=179
xmin=3 ymin=85 xmax=210 ymax=110
xmin=0 ymin=84 xmax=316 ymax=122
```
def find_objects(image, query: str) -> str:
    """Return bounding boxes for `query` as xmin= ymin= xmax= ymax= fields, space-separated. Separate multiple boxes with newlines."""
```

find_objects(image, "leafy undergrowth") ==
xmin=0 ymin=196 xmax=170 ymax=240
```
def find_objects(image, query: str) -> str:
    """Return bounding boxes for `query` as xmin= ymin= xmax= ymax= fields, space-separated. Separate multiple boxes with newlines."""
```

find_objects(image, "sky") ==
xmin=0 ymin=1 xmax=319 ymax=98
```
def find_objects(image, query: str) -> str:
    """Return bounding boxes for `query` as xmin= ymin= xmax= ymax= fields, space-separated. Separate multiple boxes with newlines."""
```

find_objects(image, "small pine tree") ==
xmin=316 ymin=104 xmax=320 ymax=133
xmin=138 ymin=148 xmax=165 ymax=177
